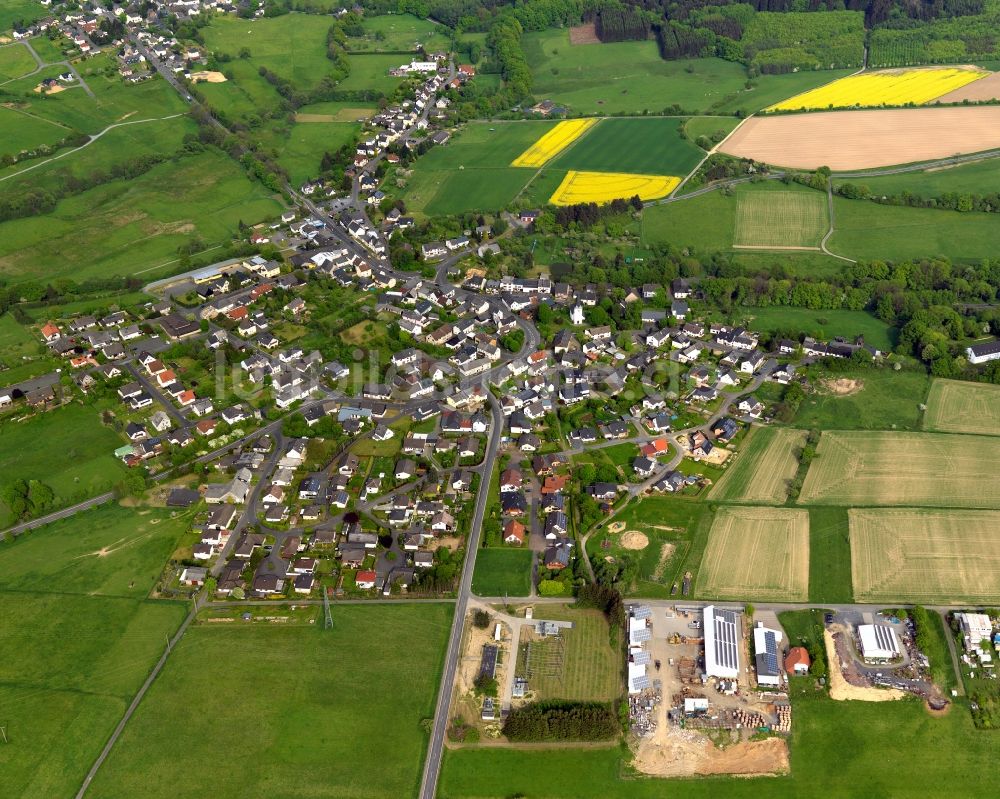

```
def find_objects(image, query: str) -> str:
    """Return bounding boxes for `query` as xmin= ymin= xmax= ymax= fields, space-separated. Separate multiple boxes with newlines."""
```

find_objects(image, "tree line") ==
xmin=502 ymin=701 xmax=619 ymax=741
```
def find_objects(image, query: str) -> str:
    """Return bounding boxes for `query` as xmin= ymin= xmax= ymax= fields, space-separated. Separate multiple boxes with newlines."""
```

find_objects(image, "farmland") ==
xmin=440 ymin=678 xmax=998 ymax=797
xmin=696 ymin=506 xmax=810 ymax=601
xmin=0 ymin=149 xmax=284 ymax=283
xmin=471 ymin=547 xmax=533 ymax=596
xmin=345 ymin=13 xmax=450 ymax=53
xmin=0 ymin=403 xmax=127 ymax=528
xmin=827 ymin=197 xmax=1000 ymax=263
xmin=523 ymin=30 xmax=748 ymax=114
xmin=719 ymin=107 xmax=1000 ymax=170
xmin=642 ymin=181 xmax=832 ymax=255
xmin=0 ymin=503 xmax=189 ymax=798
xmin=924 ymin=379 xmax=1000 ymax=436
xmin=86 ymin=604 xmax=453 ymax=799
xmin=511 ymin=118 xmax=597 ymax=168
xmin=766 ymin=67 xmax=988 ymax=111
xmin=392 ymin=120 xmax=557 ymax=215
xmin=733 ymin=189 xmax=828 ymax=248
xmin=519 ymin=605 xmax=621 ymax=702
xmin=798 ymin=431 xmax=1000 ymax=508
xmin=709 ymin=427 xmax=807 ymax=504
xmin=850 ymin=508 xmax=1000 ymax=603
xmin=549 ymin=171 xmax=680 ymax=205
xmin=548 ymin=117 xmax=704 ymax=177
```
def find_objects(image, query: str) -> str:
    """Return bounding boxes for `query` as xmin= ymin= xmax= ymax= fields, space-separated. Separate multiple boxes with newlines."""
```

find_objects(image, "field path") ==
xmin=0 ymin=113 xmax=185 ymax=183
xmin=821 ymin=183 xmax=857 ymax=263
xmin=75 ymin=600 xmax=199 ymax=798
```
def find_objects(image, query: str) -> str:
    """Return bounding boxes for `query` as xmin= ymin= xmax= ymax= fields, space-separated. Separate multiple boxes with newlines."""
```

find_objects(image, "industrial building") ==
xmin=752 ymin=622 xmax=783 ymax=687
xmin=858 ymin=623 xmax=900 ymax=662
xmin=628 ymin=606 xmax=653 ymax=694
xmin=704 ymin=605 xmax=741 ymax=679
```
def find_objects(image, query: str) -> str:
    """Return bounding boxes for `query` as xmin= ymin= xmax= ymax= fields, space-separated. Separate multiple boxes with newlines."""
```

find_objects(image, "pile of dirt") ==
xmin=619 ymin=531 xmax=650 ymax=550
xmin=634 ymin=724 xmax=789 ymax=777
xmin=190 ymin=70 xmax=227 ymax=83
xmin=607 ymin=521 xmax=627 ymax=534
xmin=822 ymin=377 xmax=863 ymax=396
xmin=824 ymin=630 xmax=906 ymax=702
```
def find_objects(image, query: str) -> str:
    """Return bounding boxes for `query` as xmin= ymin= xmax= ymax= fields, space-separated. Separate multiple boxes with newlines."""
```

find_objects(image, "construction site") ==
xmin=627 ymin=605 xmax=792 ymax=777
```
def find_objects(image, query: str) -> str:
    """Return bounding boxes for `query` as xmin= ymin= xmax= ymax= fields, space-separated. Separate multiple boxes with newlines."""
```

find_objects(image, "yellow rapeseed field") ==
xmin=767 ymin=67 xmax=988 ymax=111
xmin=510 ymin=119 xmax=598 ymax=167
xmin=548 ymin=171 xmax=681 ymax=205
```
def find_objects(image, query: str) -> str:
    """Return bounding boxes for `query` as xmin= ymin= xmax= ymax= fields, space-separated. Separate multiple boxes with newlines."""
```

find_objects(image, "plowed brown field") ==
xmin=934 ymin=71 xmax=1000 ymax=102
xmin=719 ymin=107 xmax=1000 ymax=169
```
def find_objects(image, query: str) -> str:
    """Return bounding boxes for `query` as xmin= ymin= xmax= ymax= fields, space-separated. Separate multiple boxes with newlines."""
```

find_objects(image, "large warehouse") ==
xmin=858 ymin=623 xmax=900 ymax=662
xmin=704 ymin=605 xmax=741 ymax=679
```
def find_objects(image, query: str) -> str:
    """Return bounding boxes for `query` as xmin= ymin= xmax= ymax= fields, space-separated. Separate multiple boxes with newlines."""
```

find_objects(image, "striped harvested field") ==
xmin=710 ymin=427 xmax=807 ymax=504
xmin=850 ymin=508 xmax=1000 ymax=602
xmin=923 ymin=379 xmax=1000 ymax=436
xmin=697 ymin=506 xmax=810 ymax=601
xmin=733 ymin=189 xmax=827 ymax=249
xmin=798 ymin=431 xmax=1000 ymax=508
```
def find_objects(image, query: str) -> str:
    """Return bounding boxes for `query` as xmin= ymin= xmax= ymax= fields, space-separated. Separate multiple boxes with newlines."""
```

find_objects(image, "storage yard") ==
xmin=627 ymin=606 xmax=792 ymax=777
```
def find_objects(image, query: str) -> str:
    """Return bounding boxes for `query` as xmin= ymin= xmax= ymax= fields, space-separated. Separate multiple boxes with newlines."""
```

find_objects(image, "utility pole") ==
xmin=1 ymin=725 xmax=8 ymax=744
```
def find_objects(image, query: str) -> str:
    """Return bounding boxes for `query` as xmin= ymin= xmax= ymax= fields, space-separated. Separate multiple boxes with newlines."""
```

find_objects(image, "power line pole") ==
xmin=1 ymin=725 xmax=8 ymax=744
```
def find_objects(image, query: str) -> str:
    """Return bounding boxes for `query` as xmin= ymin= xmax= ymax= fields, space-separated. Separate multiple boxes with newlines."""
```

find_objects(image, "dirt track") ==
xmin=719 ymin=107 xmax=1000 ymax=170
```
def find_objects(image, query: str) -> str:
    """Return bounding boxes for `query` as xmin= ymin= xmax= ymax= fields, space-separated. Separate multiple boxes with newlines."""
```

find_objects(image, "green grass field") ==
xmin=923 ymin=378 xmax=1000 ymax=436
xmin=0 ymin=312 xmax=50 ymax=387
xmin=472 ymin=547 xmax=533 ymax=596
xmin=524 ymin=31 xmax=745 ymax=114
xmin=0 ymin=403 xmax=127 ymax=528
xmin=202 ymin=13 xmax=338 ymax=87
xmin=0 ymin=502 xmax=190 ymax=798
xmin=792 ymin=367 xmax=929 ymax=431
xmin=346 ymin=13 xmax=450 ymax=53
xmin=337 ymin=52 xmax=407 ymax=94
xmin=395 ymin=121 xmax=558 ymax=215
xmin=733 ymin=189 xmax=828 ymax=248
xmin=0 ymin=148 xmax=284 ymax=283
xmin=0 ymin=104 xmax=68 ymax=155
xmin=551 ymin=117 xmax=704 ymax=177
xmin=643 ymin=181 xmax=835 ymax=255
xmin=0 ymin=41 xmax=35 ymax=80
xmin=1 ymin=70 xmax=189 ymax=137
xmin=86 ymin=604 xmax=453 ymax=799
xmin=440 ymin=682 xmax=994 ymax=797
xmin=521 ymin=605 xmax=621 ymax=702
xmin=262 ymin=119 xmax=362 ymax=186
xmin=0 ymin=0 xmax=46 ymax=33
xmin=807 ymin=506 xmax=853 ymax=603
xmin=837 ymin=155 xmax=1000 ymax=198
xmin=591 ymin=497 xmax=713 ymax=598
xmin=744 ymin=307 xmax=895 ymax=352
xmin=828 ymin=197 xmax=1000 ymax=263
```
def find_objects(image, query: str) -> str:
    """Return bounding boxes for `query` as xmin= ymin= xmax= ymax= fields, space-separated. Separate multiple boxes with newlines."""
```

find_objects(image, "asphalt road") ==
xmin=418 ymin=392 xmax=504 ymax=799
